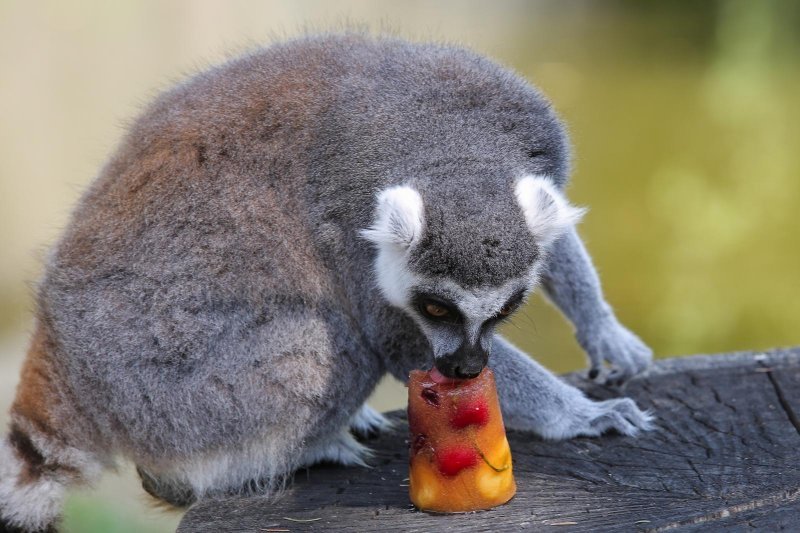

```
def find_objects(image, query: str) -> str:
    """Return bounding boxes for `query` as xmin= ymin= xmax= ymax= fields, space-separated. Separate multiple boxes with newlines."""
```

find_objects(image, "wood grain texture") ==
xmin=179 ymin=348 xmax=800 ymax=532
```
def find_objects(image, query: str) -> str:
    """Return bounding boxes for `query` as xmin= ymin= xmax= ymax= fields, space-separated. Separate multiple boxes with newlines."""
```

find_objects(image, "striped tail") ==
xmin=0 ymin=422 xmax=101 ymax=532
xmin=2 ymin=323 xmax=104 ymax=532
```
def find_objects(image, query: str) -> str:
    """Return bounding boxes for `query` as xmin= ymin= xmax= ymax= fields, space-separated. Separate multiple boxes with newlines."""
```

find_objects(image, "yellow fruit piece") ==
xmin=409 ymin=461 xmax=441 ymax=510
xmin=476 ymin=463 xmax=514 ymax=500
xmin=476 ymin=437 xmax=514 ymax=500
xmin=486 ymin=436 xmax=512 ymax=470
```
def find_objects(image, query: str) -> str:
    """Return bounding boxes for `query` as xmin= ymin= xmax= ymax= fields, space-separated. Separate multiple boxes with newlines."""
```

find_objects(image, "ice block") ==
xmin=408 ymin=367 xmax=516 ymax=512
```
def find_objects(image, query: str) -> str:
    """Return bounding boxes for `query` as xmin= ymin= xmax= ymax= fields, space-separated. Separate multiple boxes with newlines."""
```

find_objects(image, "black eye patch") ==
xmin=484 ymin=289 xmax=527 ymax=327
xmin=411 ymin=292 xmax=463 ymax=324
xmin=501 ymin=290 xmax=526 ymax=314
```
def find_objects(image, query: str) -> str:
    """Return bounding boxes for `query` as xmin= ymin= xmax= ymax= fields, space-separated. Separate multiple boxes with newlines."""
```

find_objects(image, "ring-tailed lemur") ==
xmin=0 ymin=33 xmax=652 ymax=531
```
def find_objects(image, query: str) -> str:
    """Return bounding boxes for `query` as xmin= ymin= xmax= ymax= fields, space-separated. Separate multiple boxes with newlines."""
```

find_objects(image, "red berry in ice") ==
xmin=436 ymin=446 xmax=479 ymax=476
xmin=451 ymin=398 xmax=489 ymax=429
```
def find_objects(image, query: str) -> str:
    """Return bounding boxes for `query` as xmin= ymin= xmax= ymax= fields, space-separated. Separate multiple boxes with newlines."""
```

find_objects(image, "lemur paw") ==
xmin=581 ymin=398 xmax=655 ymax=437
xmin=298 ymin=428 xmax=373 ymax=469
xmin=544 ymin=397 xmax=655 ymax=440
xmin=577 ymin=318 xmax=653 ymax=386
xmin=349 ymin=404 xmax=394 ymax=440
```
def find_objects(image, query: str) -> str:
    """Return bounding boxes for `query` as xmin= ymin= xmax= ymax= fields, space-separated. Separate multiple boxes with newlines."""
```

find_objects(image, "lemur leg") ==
xmin=134 ymin=306 xmax=382 ymax=502
xmin=542 ymin=227 xmax=653 ymax=384
xmin=139 ymin=423 xmax=376 ymax=506
xmin=136 ymin=426 xmax=375 ymax=505
xmin=491 ymin=335 xmax=653 ymax=439
xmin=349 ymin=403 xmax=394 ymax=439
xmin=1 ymin=325 xmax=106 ymax=532
xmin=137 ymin=408 xmax=387 ymax=506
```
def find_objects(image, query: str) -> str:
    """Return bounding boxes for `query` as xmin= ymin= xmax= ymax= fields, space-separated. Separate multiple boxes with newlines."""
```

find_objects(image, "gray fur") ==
xmin=1 ymin=32 xmax=652 ymax=530
xmin=541 ymin=227 xmax=653 ymax=383
xmin=491 ymin=336 xmax=653 ymax=440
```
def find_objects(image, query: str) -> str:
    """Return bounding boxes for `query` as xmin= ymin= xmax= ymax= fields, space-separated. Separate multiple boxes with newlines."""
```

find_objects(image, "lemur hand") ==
xmin=492 ymin=335 xmax=654 ymax=439
xmin=577 ymin=316 xmax=653 ymax=386
xmin=539 ymin=395 xmax=654 ymax=440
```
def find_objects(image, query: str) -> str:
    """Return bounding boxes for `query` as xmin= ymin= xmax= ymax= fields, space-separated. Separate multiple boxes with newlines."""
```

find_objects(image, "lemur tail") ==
xmin=0 ymin=424 xmax=99 ymax=532
xmin=1 ymin=325 xmax=104 ymax=532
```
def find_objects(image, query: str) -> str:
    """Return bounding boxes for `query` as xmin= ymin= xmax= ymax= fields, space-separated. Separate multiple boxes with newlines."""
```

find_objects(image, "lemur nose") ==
xmin=435 ymin=342 xmax=488 ymax=380
xmin=453 ymin=365 xmax=482 ymax=379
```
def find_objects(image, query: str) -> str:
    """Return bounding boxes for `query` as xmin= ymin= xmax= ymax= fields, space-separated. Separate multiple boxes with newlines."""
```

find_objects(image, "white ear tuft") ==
xmin=361 ymin=185 xmax=425 ymax=249
xmin=514 ymin=175 xmax=586 ymax=247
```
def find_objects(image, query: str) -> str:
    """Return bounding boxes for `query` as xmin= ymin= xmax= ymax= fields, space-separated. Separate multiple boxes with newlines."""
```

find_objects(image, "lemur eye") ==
xmin=495 ymin=290 xmax=525 ymax=319
xmin=414 ymin=294 xmax=462 ymax=323
xmin=424 ymin=303 xmax=450 ymax=318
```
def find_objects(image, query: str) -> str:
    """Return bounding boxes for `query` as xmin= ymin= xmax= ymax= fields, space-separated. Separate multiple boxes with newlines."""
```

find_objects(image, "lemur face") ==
xmin=363 ymin=176 xmax=584 ymax=379
xmin=405 ymin=271 xmax=537 ymax=379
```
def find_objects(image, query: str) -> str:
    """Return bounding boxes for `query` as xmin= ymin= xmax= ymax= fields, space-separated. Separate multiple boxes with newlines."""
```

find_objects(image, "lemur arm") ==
xmin=540 ymin=227 xmax=652 ymax=383
xmin=490 ymin=335 xmax=652 ymax=439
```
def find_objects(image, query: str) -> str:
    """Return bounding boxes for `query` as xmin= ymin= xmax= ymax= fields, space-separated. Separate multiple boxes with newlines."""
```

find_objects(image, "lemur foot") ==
xmin=137 ymin=466 xmax=196 ymax=508
xmin=545 ymin=397 xmax=654 ymax=440
xmin=577 ymin=317 xmax=653 ymax=386
xmin=298 ymin=428 xmax=373 ymax=469
xmin=349 ymin=404 xmax=394 ymax=440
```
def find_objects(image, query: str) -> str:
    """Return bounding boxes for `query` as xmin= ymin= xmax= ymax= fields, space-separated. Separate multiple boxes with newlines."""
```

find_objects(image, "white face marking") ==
xmin=369 ymin=241 xmax=421 ymax=309
xmin=364 ymin=250 xmax=541 ymax=363
xmin=436 ymin=269 xmax=539 ymax=345
xmin=361 ymin=185 xmax=425 ymax=307
xmin=409 ymin=263 xmax=542 ymax=362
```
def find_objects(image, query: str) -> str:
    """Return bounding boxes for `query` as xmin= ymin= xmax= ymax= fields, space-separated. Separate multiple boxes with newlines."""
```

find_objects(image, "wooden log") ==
xmin=178 ymin=348 xmax=800 ymax=532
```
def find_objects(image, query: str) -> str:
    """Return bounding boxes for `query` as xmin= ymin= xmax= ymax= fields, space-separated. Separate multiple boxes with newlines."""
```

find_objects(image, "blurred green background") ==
xmin=1 ymin=1 xmax=798 ymax=531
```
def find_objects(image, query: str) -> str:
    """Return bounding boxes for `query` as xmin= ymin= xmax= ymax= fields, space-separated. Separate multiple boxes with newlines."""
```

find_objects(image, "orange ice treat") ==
xmin=408 ymin=367 xmax=516 ymax=513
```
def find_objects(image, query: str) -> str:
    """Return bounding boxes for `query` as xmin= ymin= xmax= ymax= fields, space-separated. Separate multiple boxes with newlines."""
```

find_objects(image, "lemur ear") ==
xmin=514 ymin=175 xmax=586 ymax=247
xmin=361 ymin=185 xmax=425 ymax=249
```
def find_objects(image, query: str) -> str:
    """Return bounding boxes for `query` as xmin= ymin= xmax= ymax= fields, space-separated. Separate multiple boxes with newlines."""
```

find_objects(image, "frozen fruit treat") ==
xmin=408 ymin=367 xmax=516 ymax=512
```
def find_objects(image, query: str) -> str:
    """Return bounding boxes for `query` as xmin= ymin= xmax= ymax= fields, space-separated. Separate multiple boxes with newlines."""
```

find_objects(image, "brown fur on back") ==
xmin=11 ymin=325 xmax=59 ymax=440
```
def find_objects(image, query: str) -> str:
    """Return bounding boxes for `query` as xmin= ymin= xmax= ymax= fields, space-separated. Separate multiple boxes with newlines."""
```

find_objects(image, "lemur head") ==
xmin=362 ymin=174 xmax=584 ymax=379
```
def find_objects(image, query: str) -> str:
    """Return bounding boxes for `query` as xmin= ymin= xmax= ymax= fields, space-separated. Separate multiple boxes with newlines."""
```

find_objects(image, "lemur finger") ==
xmin=611 ymin=398 xmax=656 ymax=431
xmin=610 ymin=339 xmax=653 ymax=383
xmin=593 ymin=398 xmax=654 ymax=436
xmin=589 ymin=408 xmax=638 ymax=436
xmin=632 ymin=344 xmax=654 ymax=374
xmin=604 ymin=351 xmax=635 ymax=386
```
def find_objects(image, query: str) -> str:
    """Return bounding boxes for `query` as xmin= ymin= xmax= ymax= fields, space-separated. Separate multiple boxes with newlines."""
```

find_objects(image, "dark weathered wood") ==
xmin=179 ymin=348 xmax=800 ymax=532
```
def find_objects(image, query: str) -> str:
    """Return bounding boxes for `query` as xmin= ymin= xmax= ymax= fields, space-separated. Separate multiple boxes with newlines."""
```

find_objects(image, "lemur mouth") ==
xmin=430 ymin=367 xmax=470 ymax=384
